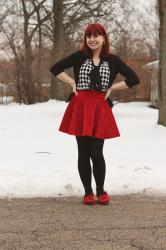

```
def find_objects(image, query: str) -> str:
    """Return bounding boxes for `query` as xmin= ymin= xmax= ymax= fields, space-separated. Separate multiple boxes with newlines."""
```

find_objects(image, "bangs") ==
xmin=85 ymin=25 xmax=103 ymax=36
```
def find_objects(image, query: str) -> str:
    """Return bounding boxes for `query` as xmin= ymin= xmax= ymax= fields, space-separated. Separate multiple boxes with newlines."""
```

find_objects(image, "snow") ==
xmin=144 ymin=60 xmax=159 ymax=69
xmin=0 ymin=100 xmax=166 ymax=198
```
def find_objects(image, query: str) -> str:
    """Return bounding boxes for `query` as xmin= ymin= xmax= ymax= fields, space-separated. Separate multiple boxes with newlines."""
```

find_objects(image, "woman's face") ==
xmin=86 ymin=34 xmax=105 ymax=51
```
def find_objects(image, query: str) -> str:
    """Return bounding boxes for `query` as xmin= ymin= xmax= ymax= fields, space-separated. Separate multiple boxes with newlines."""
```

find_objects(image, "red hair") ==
xmin=80 ymin=23 xmax=110 ymax=59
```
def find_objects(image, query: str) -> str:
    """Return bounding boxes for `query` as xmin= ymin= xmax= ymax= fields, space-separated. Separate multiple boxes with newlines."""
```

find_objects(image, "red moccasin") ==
xmin=97 ymin=191 xmax=110 ymax=205
xmin=83 ymin=192 xmax=95 ymax=205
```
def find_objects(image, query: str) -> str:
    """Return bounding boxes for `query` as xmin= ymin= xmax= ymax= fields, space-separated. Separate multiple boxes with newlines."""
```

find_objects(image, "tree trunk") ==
xmin=21 ymin=0 xmax=36 ymax=104
xmin=23 ymin=36 xmax=36 ymax=104
xmin=50 ymin=0 xmax=64 ymax=99
xmin=158 ymin=0 xmax=166 ymax=126
xmin=14 ymin=56 xmax=22 ymax=104
xmin=21 ymin=0 xmax=49 ymax=104
xmin=34 ymin=2 xmax=43 ymax=101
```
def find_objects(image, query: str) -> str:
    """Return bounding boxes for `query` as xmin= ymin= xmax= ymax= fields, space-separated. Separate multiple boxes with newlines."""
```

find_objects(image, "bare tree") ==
xmin=3 ymin=31 xmax=23 ymax=104
xmin=21 ymin=0 xmax=52 ymax=104
xmin=1 ymin=0 xmax=52 ymax=104
xmin=50 ymin=0 xmax=64 ymax=99
xmin=0 ymin=0 xmax=24 ymax=103
xmin=158 ymin=0 xmax=166 ymax=126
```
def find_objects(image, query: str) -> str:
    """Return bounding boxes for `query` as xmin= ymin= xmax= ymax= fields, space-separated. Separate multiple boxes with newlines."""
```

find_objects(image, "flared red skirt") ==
xmin=59 ymin=90 xmax=120 ymax=139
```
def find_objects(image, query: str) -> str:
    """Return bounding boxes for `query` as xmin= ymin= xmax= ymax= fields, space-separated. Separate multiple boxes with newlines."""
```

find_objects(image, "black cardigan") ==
xmin=50 ymin=50 xmax=140 ymax=89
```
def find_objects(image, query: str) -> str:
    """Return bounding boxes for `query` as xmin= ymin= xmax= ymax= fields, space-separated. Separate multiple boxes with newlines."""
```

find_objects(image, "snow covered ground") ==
xmin=0 ymin=100 xmax=166 ymax=198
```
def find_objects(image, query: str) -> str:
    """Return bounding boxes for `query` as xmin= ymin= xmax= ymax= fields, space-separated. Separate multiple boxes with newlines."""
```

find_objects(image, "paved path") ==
xmin=0 ymin=194 xmax=166 ymax=250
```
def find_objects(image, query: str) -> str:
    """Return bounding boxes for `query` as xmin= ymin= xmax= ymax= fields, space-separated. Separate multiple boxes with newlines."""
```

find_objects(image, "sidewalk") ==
xmin=0 ymin=194 xmax=166 ymax=250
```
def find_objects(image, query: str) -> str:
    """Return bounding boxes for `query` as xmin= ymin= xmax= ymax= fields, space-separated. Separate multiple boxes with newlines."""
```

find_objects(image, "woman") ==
xmin=50 ymin=23 xmax=140 ymax=205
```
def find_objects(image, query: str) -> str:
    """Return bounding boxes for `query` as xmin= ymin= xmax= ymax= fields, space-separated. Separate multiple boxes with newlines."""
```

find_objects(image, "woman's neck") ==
xmin=92 ymin=48 xmax=101 ymax=58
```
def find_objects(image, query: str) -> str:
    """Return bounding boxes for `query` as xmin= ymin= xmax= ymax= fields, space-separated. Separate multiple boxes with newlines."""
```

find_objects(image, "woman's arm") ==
xmin=56 ymin=72 xmax=75 ymax=87
xmin=56 ymin=72 xmax=78 ymax=94
xmin=105 ymin=81 xmax=128 ymax=99
xmin=50 ymin=50 xmax=81 ymax=77
xmin=50 ymin=50 xmax=81 ymax=95
xmin=115 ymin=55 xmax=140 ymax=87
xmin=105 ymin=55 xmax=140 ymax=99
xmin=111 ymin=80 xmax=129 ymax=90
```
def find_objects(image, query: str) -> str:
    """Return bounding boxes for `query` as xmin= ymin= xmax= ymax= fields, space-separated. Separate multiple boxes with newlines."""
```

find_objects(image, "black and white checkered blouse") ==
xmin=50 ymin=50 xmax=140 ymax=91
xmin=77 ymin=58 xmax=110 ymax=92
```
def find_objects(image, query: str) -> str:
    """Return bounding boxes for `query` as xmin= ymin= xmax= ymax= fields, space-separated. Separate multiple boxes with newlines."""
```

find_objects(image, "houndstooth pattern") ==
xmin=77 ymin=58 xmax=110 ymax=92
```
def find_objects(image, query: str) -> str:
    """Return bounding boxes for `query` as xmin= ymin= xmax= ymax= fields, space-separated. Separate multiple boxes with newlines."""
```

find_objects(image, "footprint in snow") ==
xmin=64 ymin=184 xmax=73 ymax=191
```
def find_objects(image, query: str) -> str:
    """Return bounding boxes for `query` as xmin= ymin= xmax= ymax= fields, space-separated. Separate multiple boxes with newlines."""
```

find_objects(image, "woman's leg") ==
xmin=89 ymin=137 xmax=106 ymax=196
xmin=75 ymin=136 xmax=93 ymax=195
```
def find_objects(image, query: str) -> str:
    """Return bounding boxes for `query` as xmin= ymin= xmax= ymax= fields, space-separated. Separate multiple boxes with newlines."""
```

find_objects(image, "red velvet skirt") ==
xmin=59 ymin=90 xmax=120 ymax=139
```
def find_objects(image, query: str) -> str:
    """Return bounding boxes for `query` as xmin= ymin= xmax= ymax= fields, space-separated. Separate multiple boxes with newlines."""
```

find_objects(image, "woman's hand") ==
xmin=56 ymin=72 xmax=78 ymax=95
xmin=104 ymin=87 xmax=113 ymax=100
xmin=72 ymin=83 xmax=78 ymax=95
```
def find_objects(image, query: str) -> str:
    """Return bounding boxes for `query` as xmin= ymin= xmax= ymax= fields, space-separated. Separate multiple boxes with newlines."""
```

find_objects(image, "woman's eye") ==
xmin=86 ymin=34 xmax=100 ymax=39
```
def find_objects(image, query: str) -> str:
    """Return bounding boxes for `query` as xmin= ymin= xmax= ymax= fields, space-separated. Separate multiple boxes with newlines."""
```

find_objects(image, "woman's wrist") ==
xmin=64 ymin=80 xmax=76 ymax=88
xmin=110 ymin=81 xmax=128 ymax=91
xmin=57 ymin=72 xmax=76 ymax=87
xmin=69 ymin=81 xmax=76 ymax=87
xmin=110 ymin=85 xmax=116 ymax=91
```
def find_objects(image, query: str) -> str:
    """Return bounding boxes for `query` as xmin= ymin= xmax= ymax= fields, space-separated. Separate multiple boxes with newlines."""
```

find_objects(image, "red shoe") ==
xmin=97 ymin=191 xmax=110 ymax=205
xmin=83 ymin=192 xmax=95 ymax=205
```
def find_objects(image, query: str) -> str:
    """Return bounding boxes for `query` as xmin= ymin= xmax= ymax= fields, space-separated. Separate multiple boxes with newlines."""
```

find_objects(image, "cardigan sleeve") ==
xmin=50 ymin=50 xmax=81 ymax=77
xmin=115 ymin=55 xmax=140 ymax=88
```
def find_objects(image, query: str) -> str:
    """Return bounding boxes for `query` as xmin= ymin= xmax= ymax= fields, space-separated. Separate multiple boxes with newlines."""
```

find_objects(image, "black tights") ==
xmin=75 ymin=135 xmax=106 ymax=196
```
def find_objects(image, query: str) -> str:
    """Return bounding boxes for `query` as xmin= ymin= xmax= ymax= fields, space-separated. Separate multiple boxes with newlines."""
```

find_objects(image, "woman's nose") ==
xmin=89 ymin=36 xmax=95 ymax=41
